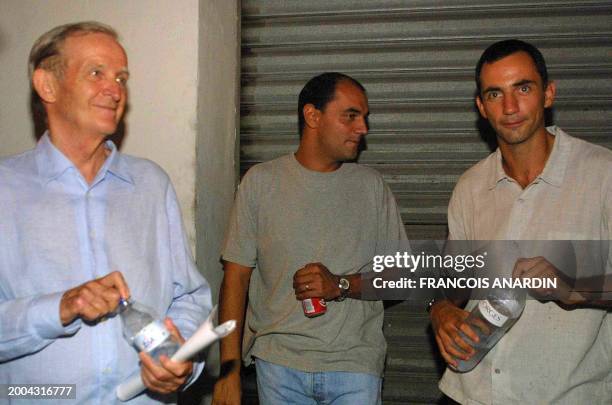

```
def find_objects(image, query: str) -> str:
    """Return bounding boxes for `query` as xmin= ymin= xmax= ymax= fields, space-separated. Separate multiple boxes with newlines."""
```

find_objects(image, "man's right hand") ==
xmin=212 ymin=369 xmax=241 ymax=405
xmin=59 ymin=270 xmax=130 ymax=325
xmin=430 ymin=300 xmax=479 ymax=369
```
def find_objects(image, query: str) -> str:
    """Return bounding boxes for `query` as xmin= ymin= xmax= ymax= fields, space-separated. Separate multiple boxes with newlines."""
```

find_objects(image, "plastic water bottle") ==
xmin=454 ymin=288 xmax=526 ymax=372
xmin=119 ymin=298 xmax=179 ymax=360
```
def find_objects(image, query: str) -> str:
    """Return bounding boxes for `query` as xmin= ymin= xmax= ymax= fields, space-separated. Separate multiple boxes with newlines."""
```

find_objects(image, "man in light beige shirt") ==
xmin=430 ymin=39 xmax=611 ymax=404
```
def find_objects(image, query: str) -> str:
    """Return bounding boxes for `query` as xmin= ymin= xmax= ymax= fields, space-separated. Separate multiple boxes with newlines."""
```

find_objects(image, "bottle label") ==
xmin=133 ymin=320 xmax=170 ymax=353
xmin=478 ymin=300 xmax=508 ymax=327
xmin=302 ymin=298 xmax=326 ymax=317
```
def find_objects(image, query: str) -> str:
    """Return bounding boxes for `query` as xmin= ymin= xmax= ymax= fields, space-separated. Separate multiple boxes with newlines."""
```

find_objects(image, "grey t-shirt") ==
xmin=222 ymin=154 xmax=407 ymax=376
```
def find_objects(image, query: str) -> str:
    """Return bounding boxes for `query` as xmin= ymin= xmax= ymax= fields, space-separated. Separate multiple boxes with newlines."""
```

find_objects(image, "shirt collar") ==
xmin=487 ymin=126 xmax=569 ymax=190
xmin=487 ymin=148 xmax=507 ymax=190
xmin=35 ymin=131 xmax=134 ymax=186
xmin=536 ymin=126 xmax=569 ymax=187
xmin=105 ymin=141 xmax=134 ymax=185
xmin=35 ymin=132 xmax=74 ymax=183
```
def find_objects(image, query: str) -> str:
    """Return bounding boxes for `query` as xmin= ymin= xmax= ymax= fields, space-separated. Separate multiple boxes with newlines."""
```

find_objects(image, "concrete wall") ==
xmin=194 ymin=1 xmax=240 ymax=400
xmin=196 ymin=0 xmax=240 ymax=323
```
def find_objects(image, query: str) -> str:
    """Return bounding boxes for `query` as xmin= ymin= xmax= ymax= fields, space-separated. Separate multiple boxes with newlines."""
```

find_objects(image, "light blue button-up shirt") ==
xmin=0 ymin=134 xmax=212 ymax=404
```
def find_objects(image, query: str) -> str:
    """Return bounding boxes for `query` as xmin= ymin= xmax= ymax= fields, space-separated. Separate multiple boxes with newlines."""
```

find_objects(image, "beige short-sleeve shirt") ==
xmin=440 ymin=127 xmax=612 ymax=404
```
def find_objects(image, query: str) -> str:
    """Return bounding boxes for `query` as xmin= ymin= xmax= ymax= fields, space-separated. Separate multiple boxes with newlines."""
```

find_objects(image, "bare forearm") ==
xmin=218 ymin=262 xmax=252 ymax=371
xmin=212 ymin=262 xmax=251 ymax=405
xmin=565 ymin=274 xmax=612 ymax=309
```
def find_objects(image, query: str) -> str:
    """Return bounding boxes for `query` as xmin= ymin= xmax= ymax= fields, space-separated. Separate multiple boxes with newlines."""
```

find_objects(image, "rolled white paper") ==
xmin=173 ymin=320 xmax=236 ymax=361
xmin=116 ymin=306 xmax=236 ymax=401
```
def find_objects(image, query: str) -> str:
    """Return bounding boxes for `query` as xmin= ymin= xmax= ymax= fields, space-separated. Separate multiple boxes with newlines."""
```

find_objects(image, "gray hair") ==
xmin=28 ymin=21 xmax=118 ymax=80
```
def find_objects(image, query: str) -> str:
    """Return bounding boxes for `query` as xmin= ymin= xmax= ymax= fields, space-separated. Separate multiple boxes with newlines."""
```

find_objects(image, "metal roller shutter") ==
xmin=239 ymin=1 xmax=612 ymax=403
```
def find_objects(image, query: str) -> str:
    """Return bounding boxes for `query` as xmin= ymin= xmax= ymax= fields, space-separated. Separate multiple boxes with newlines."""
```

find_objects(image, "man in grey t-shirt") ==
xmin=212 ymin=73 xmax=407 ymax=404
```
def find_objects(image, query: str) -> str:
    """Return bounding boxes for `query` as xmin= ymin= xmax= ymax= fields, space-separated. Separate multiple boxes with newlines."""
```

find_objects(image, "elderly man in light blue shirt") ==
xmin=0 ymin=22 xmax=211 ymax=404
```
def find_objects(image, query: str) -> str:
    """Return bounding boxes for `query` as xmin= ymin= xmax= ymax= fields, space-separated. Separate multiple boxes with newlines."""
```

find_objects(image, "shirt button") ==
xmin=495 ymin=368 xmax=501 ymax=374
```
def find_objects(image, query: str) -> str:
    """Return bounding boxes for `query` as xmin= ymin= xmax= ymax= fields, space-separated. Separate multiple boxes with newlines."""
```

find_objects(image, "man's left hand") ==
xmin=293 ymin=263 xmax=340 ymax=301
xmin=512 ymin=256 xmax=581 ymax=305
xmin=139 ymin=318 xmax=193 ymax=395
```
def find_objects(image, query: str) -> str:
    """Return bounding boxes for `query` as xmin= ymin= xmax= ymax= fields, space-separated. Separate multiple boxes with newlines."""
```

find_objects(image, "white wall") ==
xmin=0 ymin=0 xmax=201 ymax=247
xmin=195 ymin=0 xmax=240 ymax=395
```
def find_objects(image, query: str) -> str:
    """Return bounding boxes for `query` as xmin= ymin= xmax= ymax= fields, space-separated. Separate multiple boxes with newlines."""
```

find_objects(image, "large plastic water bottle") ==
xmin=454 ymin=288 xmax=526 ymax=372
xmin=119 ymin=298 xmax=179 ymax=360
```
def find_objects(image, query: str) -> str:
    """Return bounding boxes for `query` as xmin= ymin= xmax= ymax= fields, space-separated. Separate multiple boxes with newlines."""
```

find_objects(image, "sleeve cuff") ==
xmin=220 ymin=253 xmax=256 ymax=269
xmin=28 ymin=292 xmax=82 ymax=339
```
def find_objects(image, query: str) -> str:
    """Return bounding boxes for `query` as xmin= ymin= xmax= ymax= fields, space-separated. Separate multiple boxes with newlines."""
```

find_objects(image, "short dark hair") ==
xmin=475 ymin=39 xmax=548 ymax=95
xmin=298 ymin=72 xmax=366 ymax=136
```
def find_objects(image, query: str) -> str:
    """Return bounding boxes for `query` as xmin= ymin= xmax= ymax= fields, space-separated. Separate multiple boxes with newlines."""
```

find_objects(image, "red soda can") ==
xmin=302 ymin=298 xmax=326 ymax=317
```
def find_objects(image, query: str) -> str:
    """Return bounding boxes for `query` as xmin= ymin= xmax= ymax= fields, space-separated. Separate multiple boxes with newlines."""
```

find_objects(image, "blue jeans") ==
xmin=255 ymin=358 xmax=382 ymax=405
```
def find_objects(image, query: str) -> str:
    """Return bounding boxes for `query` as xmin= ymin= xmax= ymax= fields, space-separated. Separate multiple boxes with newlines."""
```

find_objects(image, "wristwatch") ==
xmin=335 ymin=277 xmax=350 ymax=302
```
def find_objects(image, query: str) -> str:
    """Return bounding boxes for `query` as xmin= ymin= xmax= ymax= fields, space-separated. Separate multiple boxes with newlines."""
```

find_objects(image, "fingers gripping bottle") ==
xmin=454 ymin=288 xmax=526 ymax=372
xmin=119 ymin=298 xmax=179 ymax=360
